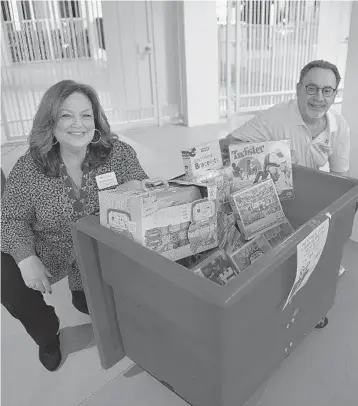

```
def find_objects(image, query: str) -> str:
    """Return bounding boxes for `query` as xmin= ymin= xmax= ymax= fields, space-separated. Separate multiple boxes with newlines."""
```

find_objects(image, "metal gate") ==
xmin=217 ymin=0 xmax=345 ymax=118
xmin=1 ymin=0 xmax=182 ymax=143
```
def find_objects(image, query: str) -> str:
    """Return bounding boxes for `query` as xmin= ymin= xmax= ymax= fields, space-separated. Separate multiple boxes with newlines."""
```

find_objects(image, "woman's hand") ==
xmin=18 ymin=255 xmax=52 ymax=294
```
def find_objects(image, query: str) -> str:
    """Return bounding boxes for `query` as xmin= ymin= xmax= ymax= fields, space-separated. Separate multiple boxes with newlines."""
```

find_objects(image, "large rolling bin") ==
xmin=72 ymin=165 xmax=358 ymax=406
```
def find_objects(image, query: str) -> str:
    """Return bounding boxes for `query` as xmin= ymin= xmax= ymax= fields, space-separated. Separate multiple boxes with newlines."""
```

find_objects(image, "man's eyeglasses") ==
xmin=305 ymin=85 xmax=336 ymax=97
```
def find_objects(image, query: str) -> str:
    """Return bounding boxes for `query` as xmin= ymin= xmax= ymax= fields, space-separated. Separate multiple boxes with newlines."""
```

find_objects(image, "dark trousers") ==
xmin=1 ymin=252 xmax=60 ymax=347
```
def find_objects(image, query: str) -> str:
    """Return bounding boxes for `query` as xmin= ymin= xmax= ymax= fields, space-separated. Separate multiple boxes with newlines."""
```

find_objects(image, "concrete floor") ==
xmin=1 ymin=123 xmax=358 ymax=406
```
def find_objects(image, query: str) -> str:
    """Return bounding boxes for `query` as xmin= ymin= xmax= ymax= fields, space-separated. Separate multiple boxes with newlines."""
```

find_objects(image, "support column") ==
xmin=178 ymin=1 xmax=220 ymax=127
xmin=316 ymin=1 xmax=338 ymax=61
xmin=342 ymin=1 xmax=358 ymax=241
xmin=316 ymin=1 xmax=351 ymax=85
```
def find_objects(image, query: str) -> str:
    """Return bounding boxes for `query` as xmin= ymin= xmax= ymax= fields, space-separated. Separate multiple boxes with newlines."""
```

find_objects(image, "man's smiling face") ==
xmin=296 ymin=67 xmax=337 ymax=122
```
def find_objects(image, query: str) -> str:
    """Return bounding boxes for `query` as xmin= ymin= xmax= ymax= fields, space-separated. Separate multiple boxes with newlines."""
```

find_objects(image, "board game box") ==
xmin=263 ymin=220 xmax=295 ymax=249
xmin=229 ymin=219 xmax=295 ymax=273
xmin=192 ymin=249 xmax=239 ymax=287
xmin=229 ymin=234 xmax=272 ymax=273
xmin=229 ymin=139 xmax=294 ymax=200
xmin=229 ymin=179 xmax=287 ymax=240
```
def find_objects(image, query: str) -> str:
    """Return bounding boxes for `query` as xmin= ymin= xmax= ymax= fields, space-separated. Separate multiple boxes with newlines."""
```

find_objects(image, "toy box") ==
xmin=229 ymin=139 xmax=294 ymax=200
xmin=263 ymin=220 xmax=295 ymax=249
xmin=181 ymin=141 xmax=224 ymax=178
xmin=192 ymin=249 xmax=239 ymax=287
xmin=99 ymin=178 xmax=219 ymax=261
xmin=229 ymin=179 xmax=287 ymax=240
xmin=176 ymin=211 xmax=235 ymax=269
xmin=180 ymin=166 xmax=233 ymax=205
xmin=229 ymin=234 xmax=273 ymax=273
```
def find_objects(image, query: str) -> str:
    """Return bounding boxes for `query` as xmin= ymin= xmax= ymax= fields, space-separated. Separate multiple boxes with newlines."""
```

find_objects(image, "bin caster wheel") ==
xmin=315 ymin=316 xmax=328 ymax=329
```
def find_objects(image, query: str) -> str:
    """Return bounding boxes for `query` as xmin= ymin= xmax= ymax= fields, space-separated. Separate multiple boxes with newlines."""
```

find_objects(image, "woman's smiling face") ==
xmin=54 ymin=92 xmax=95 ymax=152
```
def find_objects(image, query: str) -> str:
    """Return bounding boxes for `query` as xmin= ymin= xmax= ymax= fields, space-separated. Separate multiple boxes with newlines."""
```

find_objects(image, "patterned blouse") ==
xmin=1 ymin=139 xmax=148 ymax=291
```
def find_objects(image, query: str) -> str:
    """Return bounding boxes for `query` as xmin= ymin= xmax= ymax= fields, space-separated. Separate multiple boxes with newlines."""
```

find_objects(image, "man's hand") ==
xmin=18 ymin=255 xmax=52 ymax=294
xmin=318 ymin=143 xmax=333 ymax=157
xmin=219 ymin=134 xmax=243 ymax=147
xmin=330 ymin=170 xmax=349 ymax=177
xmin=219 ymin=134 xmax=244 ymax=165
xmin=290 ymin=150 xmax=299 ymax=165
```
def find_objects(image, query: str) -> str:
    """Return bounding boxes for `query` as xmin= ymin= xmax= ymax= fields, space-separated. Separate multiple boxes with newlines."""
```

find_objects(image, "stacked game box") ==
xmin=228 ymin=179 xmax=288 ymax=240
xmin=229 ymin=140 xmax=294 ymax=200
xmin=181 ymin=141 xmax=233 ymax=205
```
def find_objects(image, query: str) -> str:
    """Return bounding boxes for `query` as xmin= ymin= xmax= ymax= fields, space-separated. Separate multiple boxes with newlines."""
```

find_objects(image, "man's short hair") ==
xmin=299 ymin=60 xmax=341 ymax=89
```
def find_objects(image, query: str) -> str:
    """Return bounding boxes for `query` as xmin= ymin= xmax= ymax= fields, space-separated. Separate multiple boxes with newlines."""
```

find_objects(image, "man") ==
xmin=222 ymin=60 xmax=350 ymax=177
xmin=221 ymin=60 xmax=350 ymax=276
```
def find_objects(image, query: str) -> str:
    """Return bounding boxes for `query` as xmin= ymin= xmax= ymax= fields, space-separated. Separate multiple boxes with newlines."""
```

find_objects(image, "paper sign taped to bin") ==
xmin=283 ymin=218 xmax=329 ymax=310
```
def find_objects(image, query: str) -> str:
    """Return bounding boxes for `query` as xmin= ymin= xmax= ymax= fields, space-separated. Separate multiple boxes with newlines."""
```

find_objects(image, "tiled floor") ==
xmin=1 ymin=123 xmax=358 ymax=406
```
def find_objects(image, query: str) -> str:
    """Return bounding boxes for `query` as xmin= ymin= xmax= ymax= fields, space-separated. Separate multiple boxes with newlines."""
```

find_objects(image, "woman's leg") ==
xmin=71 ymin=290 xmax=89 ymax=315
xmin=1 ymin=252 xmax=60 ymax=348
xmin=69 ymin=263 xmax=89 ymax=315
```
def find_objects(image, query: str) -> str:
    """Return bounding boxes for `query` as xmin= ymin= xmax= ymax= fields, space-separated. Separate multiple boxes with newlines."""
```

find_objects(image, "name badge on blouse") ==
xmin=96 ymin=172 xmax=118 ymax=190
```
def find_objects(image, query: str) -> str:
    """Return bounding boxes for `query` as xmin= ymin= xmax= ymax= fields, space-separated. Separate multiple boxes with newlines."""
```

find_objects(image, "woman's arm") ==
xmin=114 ymin=141 xmax=148 ymax=182
xmin=127 ymin=144 xmax=148 ymax=181
xmin=1 ymin=168 xmax=6 ymax=197
xmin=1 ymin=156 xmax=37 ymax=264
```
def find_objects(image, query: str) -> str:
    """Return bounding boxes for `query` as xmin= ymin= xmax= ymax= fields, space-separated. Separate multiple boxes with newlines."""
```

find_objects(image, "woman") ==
xmin=1 ymin=80 xmax=148 ymax=371
xmin=1 ymin=168 xmax=5 ymax=197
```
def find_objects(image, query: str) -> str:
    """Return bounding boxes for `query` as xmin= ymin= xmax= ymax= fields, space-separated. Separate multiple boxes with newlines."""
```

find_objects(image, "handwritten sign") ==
xmin=283 ymin=218 xmax=329 ymax=310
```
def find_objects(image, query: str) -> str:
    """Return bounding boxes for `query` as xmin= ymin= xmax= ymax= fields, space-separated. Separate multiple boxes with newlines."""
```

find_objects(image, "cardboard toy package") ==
xmin=224 ymin=225 xmax=245 ymax=254
xmin=99 ymin=178 xmax=220 ymax=261
xmin=192 ymin=249 xmax=239 ymax=287
xmin=229 ymin=139 xmax=294 ymax=200
xmin=228 ymin=220 xmax=294 ymax=272
xmin=182 ymin=215 xmax=295 ymax=286
xmin=180 ymin=166 xmax=233 ymax=205
xmin=229 ymin=234 xmax=272 ymax=273
xmin=181 ymin=141 xmax=224 ymax=178
xmin=263 ymin=220 xmax=295 ymax=249
xmin=176 ymin=211 xmax=235 ymax=269
xmin=229 ymin=179 xmax=287 ymax=240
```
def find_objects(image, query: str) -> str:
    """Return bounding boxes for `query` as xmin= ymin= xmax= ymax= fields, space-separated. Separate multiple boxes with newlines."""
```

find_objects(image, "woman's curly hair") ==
xmin=29 ymin=80 xmax=118 ymax=177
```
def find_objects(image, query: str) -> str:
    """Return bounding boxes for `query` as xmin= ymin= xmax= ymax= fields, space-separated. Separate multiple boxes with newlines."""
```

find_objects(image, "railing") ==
xmin=218 ymin=0 xmax=329 ymax=117
xmin=3 ymin=18 xmax=93 ymax=63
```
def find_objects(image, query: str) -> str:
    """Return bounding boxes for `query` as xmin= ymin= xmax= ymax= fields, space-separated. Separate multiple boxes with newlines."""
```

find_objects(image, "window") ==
xmin=1 ymin=1 xmax=12 ymax=21
xmin=31 ymin=1 xmax=49 ymax=19
xmin=20 ymin=0 xmax=32 ymax=20
xmin=59 ymin=1 xmax=81 ymax=18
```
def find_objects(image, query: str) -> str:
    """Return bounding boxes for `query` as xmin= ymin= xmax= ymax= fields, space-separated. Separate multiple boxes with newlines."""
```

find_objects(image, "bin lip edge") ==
xmin=73 ymin=216 xmax=228 ymax=306
xmin=222 ymin=184 xmax=358 ymax=305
